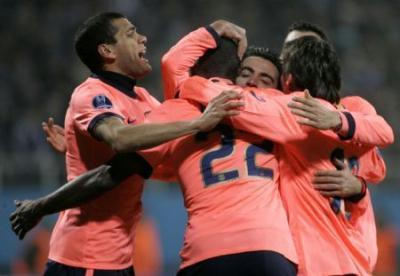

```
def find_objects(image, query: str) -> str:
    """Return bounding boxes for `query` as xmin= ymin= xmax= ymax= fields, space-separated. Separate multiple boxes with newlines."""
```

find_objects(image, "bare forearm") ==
xmin=110 ymin=120 xmax=201 ymax=152
xmin=35 ymin=165 xmax=117 ymax=216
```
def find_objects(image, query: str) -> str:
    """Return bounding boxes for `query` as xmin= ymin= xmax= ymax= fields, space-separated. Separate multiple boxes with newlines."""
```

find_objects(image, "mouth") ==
xmin=138 ymin=48 xmax=149 ymax=63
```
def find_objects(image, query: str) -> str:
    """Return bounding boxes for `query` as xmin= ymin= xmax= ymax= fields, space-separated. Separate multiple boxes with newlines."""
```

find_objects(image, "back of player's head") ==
xmin=190 ymin=37 xmax=240 ymax=82
xmin=287 ymin=21 xmax=329 ymax=41
xmin=242 ymin=46 xmax=282 ymax=77
xmin=281 ymin=36 xmax=341 ymax=104
xmin=74 ymin=12 xmax=126 ymax=72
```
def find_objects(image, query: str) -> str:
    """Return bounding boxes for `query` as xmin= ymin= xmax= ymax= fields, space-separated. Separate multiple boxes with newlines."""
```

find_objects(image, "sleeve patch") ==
xmin=92 ymin=94 xmax=113 ymax=109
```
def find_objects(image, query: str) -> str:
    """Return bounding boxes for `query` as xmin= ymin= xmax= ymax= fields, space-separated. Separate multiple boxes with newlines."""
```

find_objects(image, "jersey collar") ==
xmin=92 ymin=70 xmax=137 ymax=98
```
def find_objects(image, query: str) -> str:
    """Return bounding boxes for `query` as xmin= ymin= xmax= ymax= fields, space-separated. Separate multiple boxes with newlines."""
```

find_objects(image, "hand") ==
xmin=9 ymin=199 xmax=44 ymax=240
xmin=196 ymin=90 xmax=244 ymax=132
xmin=288 ymin=90 xmax=341 ymax=130
xmin=210 ymin=20 xmax=247 ymax=59
xmin=313 ymin=159 xmax=362 ymax=198
xmin=42 ymin=117 xmax=66 ymax=153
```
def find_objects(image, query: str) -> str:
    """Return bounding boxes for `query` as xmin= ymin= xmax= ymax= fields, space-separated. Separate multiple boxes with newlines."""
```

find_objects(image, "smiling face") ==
xmin=235 ymin=56 xmax=280 ymax=89
xmin=105 ymin=18 xmax=151 ymax=79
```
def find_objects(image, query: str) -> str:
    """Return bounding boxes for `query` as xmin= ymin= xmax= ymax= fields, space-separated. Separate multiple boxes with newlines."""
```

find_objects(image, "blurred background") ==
xmin=0 ymin=0 xmax=399 ymax=275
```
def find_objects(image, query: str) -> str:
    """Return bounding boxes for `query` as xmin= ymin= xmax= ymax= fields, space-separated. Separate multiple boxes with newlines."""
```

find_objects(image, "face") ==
xmin=235 ymin=56 xmax=279 ymax=89
xmin=107 ymin=18 xmax=151 ymax=79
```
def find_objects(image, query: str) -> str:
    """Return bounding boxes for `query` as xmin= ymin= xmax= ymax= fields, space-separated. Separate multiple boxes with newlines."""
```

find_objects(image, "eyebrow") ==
xmin=241 ymin=66 xmax=275 ymax=82
xmin=126 ymin=26 xmax=136 ymax=33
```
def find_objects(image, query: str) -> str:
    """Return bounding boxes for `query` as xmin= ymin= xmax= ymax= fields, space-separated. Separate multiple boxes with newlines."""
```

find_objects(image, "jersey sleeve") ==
xmin=341 ymin=96 xmax=387 ymax=184
xmin=339 ymin=96 xmax=394 ymax=147
xmin=70 ymin=85 xmax=125 ymax=138
xmin=161 ymin=27 xmax=219 ymax=100
xmin=357 ymin=148 xmax=386 ymax=184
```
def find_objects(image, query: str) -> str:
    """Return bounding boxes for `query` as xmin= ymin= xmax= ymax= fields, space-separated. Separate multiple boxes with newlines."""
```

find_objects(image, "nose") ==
xmin=139 ymin=33 xmax=147 ymax=44
xmin=246 ymin=77 xmax=257 ymax=87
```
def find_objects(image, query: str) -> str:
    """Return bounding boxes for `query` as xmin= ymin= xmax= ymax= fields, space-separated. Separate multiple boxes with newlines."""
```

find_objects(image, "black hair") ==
xmin=242 ymin=46 xmax=282 ymax=76
xmin=190 ymin=37 xmax=240 ymax=82
xmin=281 ymin=36 xmax=341 ymax=104
xmin=74 ymin=12 xmax=126 ymax=72
xmin=288 ymin=21 xmax=329 ymax=41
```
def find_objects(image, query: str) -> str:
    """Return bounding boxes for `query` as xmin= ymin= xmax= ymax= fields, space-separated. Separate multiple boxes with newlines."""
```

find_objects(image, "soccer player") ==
xmin=283 ymin=21 xmax=384 ymax=272
xmin=17 ymin=12 xmax=242 ymax=276
xmin=179 ymin=36 xmax=393 ymax=275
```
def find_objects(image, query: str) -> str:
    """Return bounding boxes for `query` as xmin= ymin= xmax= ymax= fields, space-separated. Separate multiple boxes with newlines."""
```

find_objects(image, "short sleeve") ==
xmin=70 ymin=85 xmax=125 ymax=138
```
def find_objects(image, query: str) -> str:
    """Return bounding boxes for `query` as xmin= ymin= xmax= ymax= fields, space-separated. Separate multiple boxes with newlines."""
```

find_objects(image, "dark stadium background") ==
xmin=1 ymin=0 xmax=399 ymax=275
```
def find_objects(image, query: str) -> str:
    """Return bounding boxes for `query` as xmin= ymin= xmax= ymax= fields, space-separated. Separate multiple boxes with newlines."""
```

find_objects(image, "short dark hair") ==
xmin=74 ymin=12 xmax=126 ymax=72
xmin=242 ymin=46 xmax=282 ymax=76
xmin=190 ymin=37 xmax=240 ymax=82
xmin=281 ymin=36 xmax=341 ymax=104
xmin=288 ymin=21 xmax=329 ymax=41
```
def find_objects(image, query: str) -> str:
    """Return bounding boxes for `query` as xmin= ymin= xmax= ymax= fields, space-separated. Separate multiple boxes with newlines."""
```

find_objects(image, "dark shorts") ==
xmin=177 ymin=250 xmax=297 ymax=276
xmin=44 ymin=260 xmax=135 ymax=276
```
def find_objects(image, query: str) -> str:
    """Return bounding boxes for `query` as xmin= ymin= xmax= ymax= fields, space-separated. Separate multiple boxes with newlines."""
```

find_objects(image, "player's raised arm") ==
xmin=162 ymin=20 xmax=246 ymax=100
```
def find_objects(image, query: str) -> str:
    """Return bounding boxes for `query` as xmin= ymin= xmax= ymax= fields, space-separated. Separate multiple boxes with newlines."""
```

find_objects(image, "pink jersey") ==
xmin=49 ymin=74 xmax=160 ymax=269
xmin=340 ymin=96 xmax=388 ymax=272
xmin=139 ymin=99 xmax=298 ymax=269
xmin=180 ymin=76 xmax=393 ymax=275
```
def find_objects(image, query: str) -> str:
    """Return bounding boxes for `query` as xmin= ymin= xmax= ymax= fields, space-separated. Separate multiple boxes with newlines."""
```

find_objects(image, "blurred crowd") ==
xmin=1 ymin=0 xmax=399 ymax=274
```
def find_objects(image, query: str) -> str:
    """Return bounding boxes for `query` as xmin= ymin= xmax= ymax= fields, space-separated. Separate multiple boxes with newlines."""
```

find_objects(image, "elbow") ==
xmin=94 ymin=165 xmax=118 ymax=191
xmin=107 ymin=130 xmax=139 ymax=153
xmin=161 ymin=52 xmax=174 ymax=71
xmin=380 ymin=125 xmax=395 ymax=147
xmin=110 ymin=139 xmax=139 ymax=153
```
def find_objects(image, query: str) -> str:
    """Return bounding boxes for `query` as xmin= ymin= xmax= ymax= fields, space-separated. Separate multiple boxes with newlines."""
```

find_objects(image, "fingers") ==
xmin=304 ymin=89 xmax=312 ymax=99
xmin=48 ymin=117 xmax=54 ymax=127
xmin=313 ymin=183 xmax=341 ymax=191
xmin=17 ymin=227 xmax=26 ymax=240
xmin=225 ymin=110 xmax=241 ymax=116
xmin=313 ymin=176 xmax=342 ymax=184
xmin=237 ymin=35 xmax=247 ymax=59
xmin=319 ymin=191 xmax=343 ymax=197
xmin=314 ymin=170 xmax=343 ymax=177
xmin=221 ymin=101 xmax=245 ymax=110
xmin=289 ymin=108 xmax=317 ymax=120
xmin=291 ymin=96 xmax=317 ymax=107
xmin=54 ymin=125 xmax=65 ymax=135
xmin=332 ymin=158 xmax=347 ymax=170
xmin=211 ymin=90 xmax=243 ymax=104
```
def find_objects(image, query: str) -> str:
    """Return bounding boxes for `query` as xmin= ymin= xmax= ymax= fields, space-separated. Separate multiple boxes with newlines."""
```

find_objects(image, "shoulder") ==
xmin=341 ymin=95 xmax=377 ymax=114
xmin=70 ymin=78 xmax=115 ymax=109
xmin=135 ymin=86 xmax=161 ymax=107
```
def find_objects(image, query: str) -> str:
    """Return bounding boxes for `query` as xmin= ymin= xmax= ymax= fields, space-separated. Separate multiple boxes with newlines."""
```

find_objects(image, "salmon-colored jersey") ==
xmin=340 ymin=96 xmax=388 ymax=271
xmin=161 ymin=26 xmax=218 ymax=100
xmin=179 ymin=76 xmax=393 ymax=275
xmin=49 ymin=74 xmax=160 ymax=269
xmin=138 ymin=99 xmax=298 ymax=269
